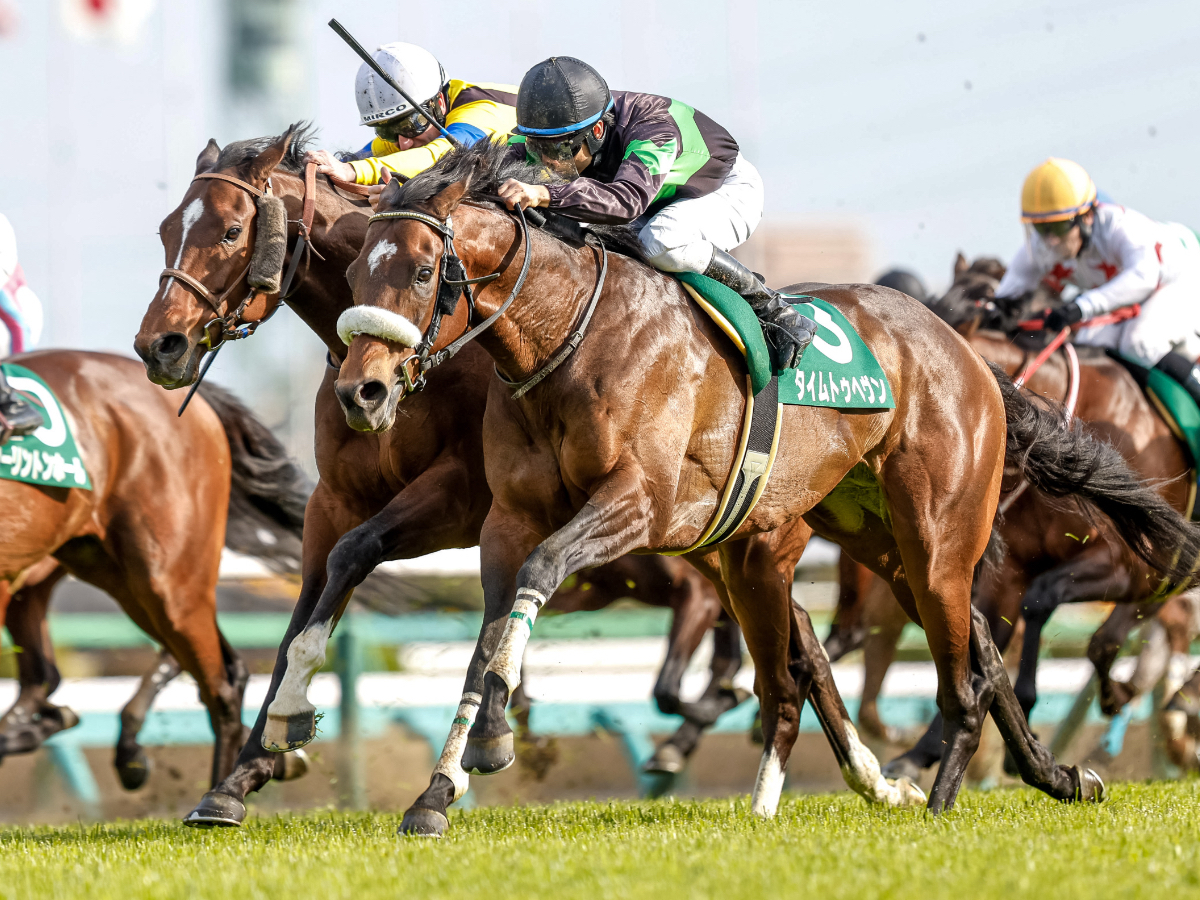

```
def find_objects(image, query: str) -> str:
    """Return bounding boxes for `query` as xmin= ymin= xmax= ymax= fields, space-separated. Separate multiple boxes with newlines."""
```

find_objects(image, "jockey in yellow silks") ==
xmin=996 ymin=157 xmax=1200 ymax=405
xmin=304 ymin=42 xmax=516 ymax=204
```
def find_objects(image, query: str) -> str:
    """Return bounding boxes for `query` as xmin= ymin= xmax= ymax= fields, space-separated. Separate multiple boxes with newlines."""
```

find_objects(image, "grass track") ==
xmin=2 ymin=781 xmax=1200 ymax=899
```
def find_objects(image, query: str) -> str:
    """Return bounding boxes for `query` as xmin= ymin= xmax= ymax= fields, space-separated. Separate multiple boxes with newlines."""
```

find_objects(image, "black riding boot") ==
xmin=1154 ymin=351 xmax=1200 ymax=408
xmin=703 ymin=248 xmax=817 ymax=370
xmin=0 ymin=366 xmax=43 ymax=443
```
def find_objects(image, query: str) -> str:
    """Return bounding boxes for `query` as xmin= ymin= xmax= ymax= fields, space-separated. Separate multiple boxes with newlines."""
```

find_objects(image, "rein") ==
xmin=352 ymin=204 xmax=532 ymax=394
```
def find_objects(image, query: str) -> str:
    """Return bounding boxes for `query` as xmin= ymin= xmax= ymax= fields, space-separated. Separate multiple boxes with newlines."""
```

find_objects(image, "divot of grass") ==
xmin=0 ymin=782 xmax=1198 ymax=899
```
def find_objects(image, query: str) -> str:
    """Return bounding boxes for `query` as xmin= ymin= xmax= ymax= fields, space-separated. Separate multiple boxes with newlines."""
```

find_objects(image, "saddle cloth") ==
xmin=677 ymin=272 xmax=894 ymax=409
xmin=0 ymin=363 xmax=92 ymax=491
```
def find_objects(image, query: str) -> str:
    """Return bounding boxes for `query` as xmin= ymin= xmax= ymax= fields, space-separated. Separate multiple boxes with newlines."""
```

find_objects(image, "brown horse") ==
xmin=832 ymin=255 xmax=1196 ymax=780
xmin=0 ymin=351 xmax=309 ymax=790
xmin=134 ymin=129 xmax=783 ymax=827
xmin=327 ymin=141 xmax=1188 ymax=834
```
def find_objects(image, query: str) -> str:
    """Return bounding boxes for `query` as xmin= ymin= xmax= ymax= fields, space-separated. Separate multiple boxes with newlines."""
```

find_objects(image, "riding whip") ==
xmin=327 ymin=19 xmax=461 ymax=149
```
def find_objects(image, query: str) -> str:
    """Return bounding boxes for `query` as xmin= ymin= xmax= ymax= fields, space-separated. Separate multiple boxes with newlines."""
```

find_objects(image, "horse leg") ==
xmin=400 ymin=509 xmax=545 ymax=837
xmin=1090 ymin=603 xmax=1150 ymax=717
xmin=263 ymin=461 xmax=476 ymax=751
xmin=825 ymin=551 xmax=873 ymax=661
xmin=793 ymin=601 xmax=926 ymax=807
xmin=114 ymin=650 xmax=183 ymax=790
xmin=186 ymin=483 xmax=352 ymax=825
xmin=856 ymin=578 xmax=908 ymax=744
xmin=0 ymin=562 xmax=75 ymax=758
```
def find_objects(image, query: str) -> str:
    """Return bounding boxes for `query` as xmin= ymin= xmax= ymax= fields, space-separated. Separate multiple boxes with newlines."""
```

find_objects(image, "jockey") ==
xmin=496 ymin=57 xmax=817 ymax=370
xmin=0 ymin=213 xmax=45 ymax=439
xmin=305 ymin=42 xmax=516 ymax=202
xmin=996 ymin=157 xmax=1200 ymax=405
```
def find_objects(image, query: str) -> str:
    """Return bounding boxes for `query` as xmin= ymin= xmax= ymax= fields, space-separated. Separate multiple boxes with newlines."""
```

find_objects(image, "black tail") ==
xmin=991 ymin=361 xmax=1200 ymax=584
xmin=198 ymin=383 xmax=312 ymax=575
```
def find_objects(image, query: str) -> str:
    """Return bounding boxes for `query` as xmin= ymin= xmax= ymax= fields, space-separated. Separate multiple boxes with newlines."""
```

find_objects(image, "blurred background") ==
xmin=2 ymin=0 xmax=1198 ymax=471
xmin=0 ymin=0 xmax=1198 ymax=822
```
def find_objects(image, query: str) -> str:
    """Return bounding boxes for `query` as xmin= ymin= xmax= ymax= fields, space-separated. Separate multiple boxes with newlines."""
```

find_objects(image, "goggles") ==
xmin=374 ymin=105 xmax=436 ymax=143
xmin=526 ymin=132 xmax=589 ymax=164
xmin=1032 ymin=218 xmax=1079 ymax=238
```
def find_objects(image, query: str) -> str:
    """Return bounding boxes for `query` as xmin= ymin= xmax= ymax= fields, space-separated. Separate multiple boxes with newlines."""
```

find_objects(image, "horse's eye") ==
xmin=223 ymin=226 xmax=242 ymax=243
xmin=416 ymin=266 xmax=434 ymax=284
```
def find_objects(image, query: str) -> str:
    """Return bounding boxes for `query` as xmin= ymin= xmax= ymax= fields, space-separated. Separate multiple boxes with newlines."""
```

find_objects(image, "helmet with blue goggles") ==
xmin=515 ymin=57 xmax=613 ymax=159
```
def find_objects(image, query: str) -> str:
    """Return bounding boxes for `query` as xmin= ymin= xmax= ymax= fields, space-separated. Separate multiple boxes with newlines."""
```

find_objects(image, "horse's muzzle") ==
xmin=334 ymin=375 xmax=399 ymax=433
xmin=135 ymin=331 xmax=197 ymax=388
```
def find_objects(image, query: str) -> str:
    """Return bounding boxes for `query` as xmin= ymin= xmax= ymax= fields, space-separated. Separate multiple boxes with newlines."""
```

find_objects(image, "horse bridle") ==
xmin=361 ymin=204 xmax=529 ymax=394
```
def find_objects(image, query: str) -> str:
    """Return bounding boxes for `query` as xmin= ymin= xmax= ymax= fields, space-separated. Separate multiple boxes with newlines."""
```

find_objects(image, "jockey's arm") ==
xmin=1074 ymin=225 xmax=1161 ymax=319
xmin=994 ymin=243 xmax=1042 ymax=300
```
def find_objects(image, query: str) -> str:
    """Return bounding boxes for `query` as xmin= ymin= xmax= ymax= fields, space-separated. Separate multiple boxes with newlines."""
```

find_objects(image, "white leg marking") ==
xmin=751 ymin=745 xmax=785 ymax=818
xmin=163 ymin=198 xmax=205 ymax=294
xmin=485 ymin=588 xmax=547 ymax=694
xmin=840 ymin=719 xmax=926 ymax=808
xmin=367 ymin=239 xmax=397 ymax=275
xmin=267 ymin=619 xmax=334 ymax=719
xmin=433 ymin=692 xmax=482 ymax=802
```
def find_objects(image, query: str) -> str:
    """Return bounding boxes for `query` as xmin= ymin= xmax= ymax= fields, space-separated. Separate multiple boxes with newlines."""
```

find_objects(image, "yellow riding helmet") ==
xmin=1020 ymin=158 xmax=1097 ymax=223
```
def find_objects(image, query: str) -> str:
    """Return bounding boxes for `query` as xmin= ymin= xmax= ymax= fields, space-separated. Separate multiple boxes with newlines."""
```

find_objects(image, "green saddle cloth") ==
xmin=1142 ymin=365 xmax=1200 ymax=469
xmin=677 ymin=272 xmax=894 ymax=409
xmin=0 ymin=363 xmax=92 ymax=490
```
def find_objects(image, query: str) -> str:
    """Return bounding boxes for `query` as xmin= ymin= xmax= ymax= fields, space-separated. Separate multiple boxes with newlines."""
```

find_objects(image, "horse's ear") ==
xmin=246 ymin=123 xmax=298 ymax=188
xmin=427 ymin=178 xmax=471 ymax=220
xmin=953 ymin=252 xmax=969 ymax=278
xmin=195 ymin=139 xmax=220 ymax=175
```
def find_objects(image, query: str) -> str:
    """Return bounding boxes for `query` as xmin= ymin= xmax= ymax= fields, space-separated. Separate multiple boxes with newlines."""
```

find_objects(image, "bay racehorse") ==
xmin=327 ymin=141 xmax=1197 ymax=835
xmin=0 ymin=351 xmax=309 ymax=789
xmin=133 ymin=128 xmax=825 ymax=827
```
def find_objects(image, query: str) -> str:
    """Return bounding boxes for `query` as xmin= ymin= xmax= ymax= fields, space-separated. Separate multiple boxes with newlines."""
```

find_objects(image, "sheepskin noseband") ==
xmin=247 ymin=193 xmax=288 ymax=293
xmin=336 ymin=305 xmax=423 ymax=348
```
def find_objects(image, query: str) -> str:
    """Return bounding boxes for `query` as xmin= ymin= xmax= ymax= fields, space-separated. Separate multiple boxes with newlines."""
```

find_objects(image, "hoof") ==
xmin=183 ymin=791 xmax=246 ymax=828
xmin=1069 ymin=765 xmax=1106 ymax=803
xmin=398 ymin=807 xmax=449 ymax=837
xmin=116 ymin=749 xmax=151 ymax=791
xmin=643 ymin=743 xmax=686 ymax=776
xmin=890 ymin=776 xmax=926 ymax=808
xmin=881 ymin=755 xmax=922 ymax=782
xmin=262 ymin=711 xmax=315 ymax=752
xmin=462 ymin=733 xmax=514 ymax=775
xmin=272 ymin=748 xmax=310 ymax=782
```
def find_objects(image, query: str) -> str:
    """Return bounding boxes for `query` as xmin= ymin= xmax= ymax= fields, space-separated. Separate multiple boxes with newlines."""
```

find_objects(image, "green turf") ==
xmin=2 ymin=782 xmax=1199 ymax=899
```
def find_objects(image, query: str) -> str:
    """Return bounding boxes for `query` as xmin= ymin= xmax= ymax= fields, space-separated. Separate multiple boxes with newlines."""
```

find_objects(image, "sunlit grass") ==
xmin=1 ymin=781 xmax=1197 ymax=899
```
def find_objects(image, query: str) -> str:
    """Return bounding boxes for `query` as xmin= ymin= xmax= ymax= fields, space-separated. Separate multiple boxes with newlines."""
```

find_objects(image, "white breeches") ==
xmin=1073 ymin=271 xmax=1200 ymax=366
xmin=638 ymin=153 xmax=764 ymax=274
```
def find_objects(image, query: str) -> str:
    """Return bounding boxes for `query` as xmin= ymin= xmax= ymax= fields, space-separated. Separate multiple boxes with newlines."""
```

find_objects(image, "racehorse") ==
xmin=329 ymin=141 xmax=1192 ymax=834
xmin=133 ymin=128 xmax=787 ymax=826
xmin=0 ymin=351 xmax=309 ymax=789
xmin=832 ymin=255 xmax=1196 ymax=780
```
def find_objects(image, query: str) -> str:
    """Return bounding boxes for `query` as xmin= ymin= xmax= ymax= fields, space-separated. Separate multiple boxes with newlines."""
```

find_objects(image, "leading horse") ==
xmin=329 ymin=142 xmax=1192 ymax=835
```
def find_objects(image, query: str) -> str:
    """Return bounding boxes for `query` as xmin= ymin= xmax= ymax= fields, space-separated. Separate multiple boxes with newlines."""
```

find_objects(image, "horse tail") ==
xmin=198 ymin=383 xmax=312 ymax=575
xmin=990 ymin=361 xmax=1200 ymax=584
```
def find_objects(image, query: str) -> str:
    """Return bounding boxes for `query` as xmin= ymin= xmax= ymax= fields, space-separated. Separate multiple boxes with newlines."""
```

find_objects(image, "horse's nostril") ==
xmin=356 ymin=381 xmax=387 ymax=406
xmin=151 ymin=333 xmax=188 ymax=364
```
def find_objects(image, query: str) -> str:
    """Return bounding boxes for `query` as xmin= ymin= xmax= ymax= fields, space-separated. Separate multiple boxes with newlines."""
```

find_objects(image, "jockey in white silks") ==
xmin=0 ymin=212 xmax=46 ymax=439
xmin=995 ymin=157 xmax=1200 ymax=405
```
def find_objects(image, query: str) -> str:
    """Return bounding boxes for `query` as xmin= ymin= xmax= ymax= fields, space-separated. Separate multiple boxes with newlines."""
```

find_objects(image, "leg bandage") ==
xmin=485 ymin=587 xmax=547 ymax=694
xmin=432 ymin=692 xmax=482 ymax=802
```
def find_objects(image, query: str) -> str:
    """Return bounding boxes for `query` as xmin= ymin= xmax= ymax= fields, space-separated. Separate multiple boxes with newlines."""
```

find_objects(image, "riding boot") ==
xmin=1154 ymin=351 xmax=1200 ymax=409
xmin=0 ymin=366 xmax=43 ymax=443
xmin=703 ymin=248 xmax=817 ymax=370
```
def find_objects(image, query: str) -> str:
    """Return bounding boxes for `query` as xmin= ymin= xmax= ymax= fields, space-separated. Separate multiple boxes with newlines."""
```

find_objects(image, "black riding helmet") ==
xmin=515 ymin=57 xmax=614 ymax=162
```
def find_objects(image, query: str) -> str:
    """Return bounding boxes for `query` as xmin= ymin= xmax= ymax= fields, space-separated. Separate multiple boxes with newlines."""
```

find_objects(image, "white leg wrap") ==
xmin=839 ymin=719 xmax=926 ymax=808
xmin=751 ymin=745 xmax=785 ymax=818
xmin=432 ymin=692 xmax=482 ymax=803
xmin=485 ymin=587 xmax=546 ymax=694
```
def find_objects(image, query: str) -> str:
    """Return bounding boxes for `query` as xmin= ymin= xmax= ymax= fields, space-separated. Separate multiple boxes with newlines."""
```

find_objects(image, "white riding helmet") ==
xmin=355 ymin=42 xmax=447 ymax=126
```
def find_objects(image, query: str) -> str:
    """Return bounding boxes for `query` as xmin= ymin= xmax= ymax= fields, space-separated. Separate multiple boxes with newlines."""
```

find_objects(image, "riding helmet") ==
xmin=1020 ymin=158 xmax=1097 ymax=223
xmin=514 ymin=57 xmax=614 ymax=138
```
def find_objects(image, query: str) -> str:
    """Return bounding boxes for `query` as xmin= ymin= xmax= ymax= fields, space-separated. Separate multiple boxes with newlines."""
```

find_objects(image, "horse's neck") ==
xmin=461 ymin=207 xmax=600 ymax=381
xmin=278 ymin=173 xmax=369 ymax=356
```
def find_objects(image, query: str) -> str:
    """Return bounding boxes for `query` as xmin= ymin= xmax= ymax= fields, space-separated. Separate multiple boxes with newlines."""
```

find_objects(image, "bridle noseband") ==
xmin=359 ymin=205 xmax=529 ymax=394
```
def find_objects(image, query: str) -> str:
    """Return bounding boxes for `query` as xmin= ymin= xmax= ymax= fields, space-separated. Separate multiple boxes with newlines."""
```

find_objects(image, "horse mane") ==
xmin=214 ymin=121 xmax=319 ymax=175
xmin=389 ymin=138 xmax=648 ymax=260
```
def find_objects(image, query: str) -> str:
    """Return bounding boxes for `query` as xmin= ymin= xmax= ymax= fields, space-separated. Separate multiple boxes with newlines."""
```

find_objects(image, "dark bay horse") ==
xmin=0 ymin=351 xmax=309 ymax=789
xmin=134 ymin=128 xmax=789 ymax=827
xmin=328 ymin=142 xmax=1192 ymax=834
xmin=833 ymin=255 xmax=1196 ymax=780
